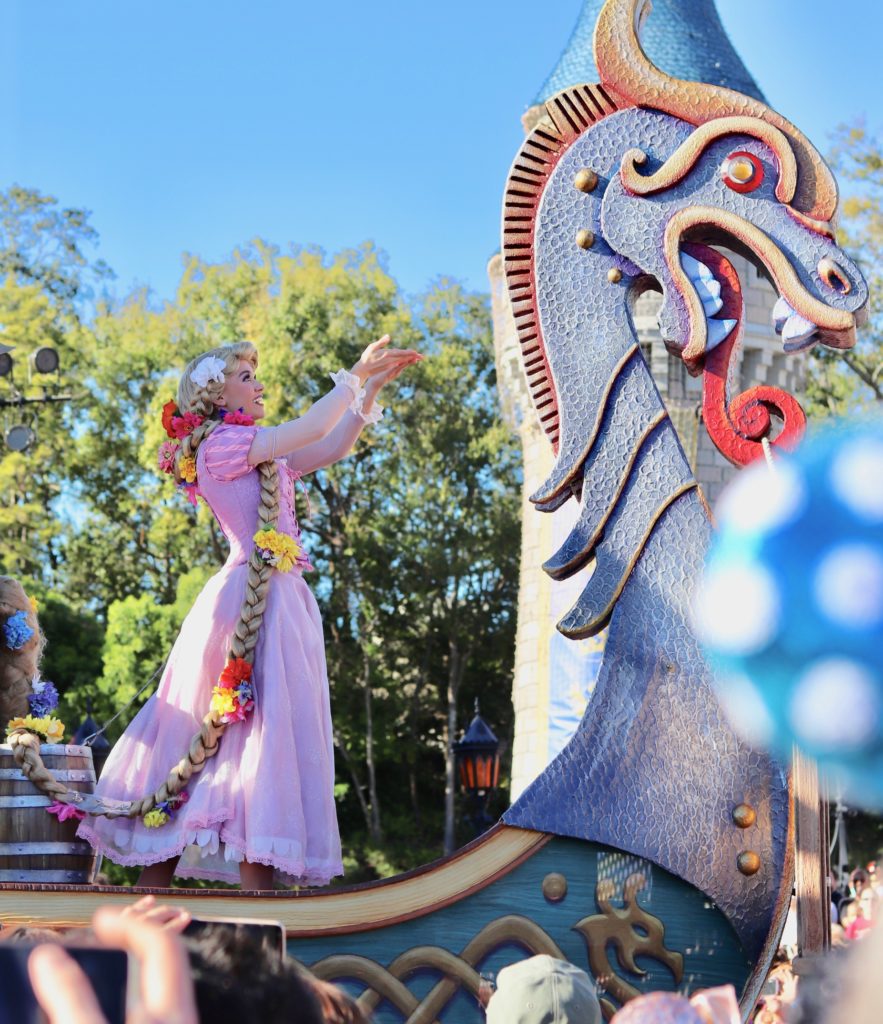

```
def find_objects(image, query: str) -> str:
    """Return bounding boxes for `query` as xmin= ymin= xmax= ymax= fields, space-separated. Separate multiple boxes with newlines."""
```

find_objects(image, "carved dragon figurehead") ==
xmin=503 ymin=0 xmax=868 ymax=494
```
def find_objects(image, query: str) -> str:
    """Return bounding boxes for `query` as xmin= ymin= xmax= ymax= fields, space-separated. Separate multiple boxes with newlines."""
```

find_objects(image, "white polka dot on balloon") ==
xmin=694 ymin=562 xmax=780 ymax=655
xmin=716 ymin=674 xmax=776 ymax=747
xmin=715 ymin=459 xmax=806 ymax=536
xmin=789 ymin=658 xmax=879 ymax=751
xmin=830 ymin=438 xmax=883 ymax=522
xmin=814 ymin=543 xmax=883 ymax=629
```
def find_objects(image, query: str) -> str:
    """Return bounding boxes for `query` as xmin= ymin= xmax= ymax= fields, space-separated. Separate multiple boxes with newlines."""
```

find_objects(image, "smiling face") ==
xmin=218 ymin=359 xmax=266 ymax=419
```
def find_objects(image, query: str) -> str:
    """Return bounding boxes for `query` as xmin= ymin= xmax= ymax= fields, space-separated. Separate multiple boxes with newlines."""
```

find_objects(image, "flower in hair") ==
xmin=211 ymin=657 xmax=255 ymax=724
xmin=178 ymin=455 xmax=197 ymax=483
xmin=46 ymin=801 xmax=85 ymax=823
xmin=157 ymin=440 xmax=179 ymax=474
xmin=161 ymin=400 xmax=180 ymax=439
xmin=178 ymin=482 xmax=201 ymax=506
xmin=143 ymin=808 xmax=170 ymax=828
xmin=28 ymin=678 xmax=59 ymax=718
xmin=218 ymin=408 xmax=255 ymax=427
xmin=190 ymin=355 xmax=227 ymax=390
xmin=253 ymin=525 xmax=302 ymax=573
xmin=7 ymin=714 xmax=65 ymax=744
xmin=3 ymin=610 xmax=34 ymax=651
xmin=170 ymin=411 xmax=204 ymax=439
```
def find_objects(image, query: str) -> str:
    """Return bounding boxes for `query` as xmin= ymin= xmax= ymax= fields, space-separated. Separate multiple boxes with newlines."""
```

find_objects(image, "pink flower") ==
xmin=178 ymin=482 xmax=201 ymax=506
xmin=221 ymin=409 xmax=255 ymax=426
xmin=170 ymin=412 xmax=203 ymax=439
xmin=46 ymin=801 xmax=86 ymax=822
xmin=157 ymin=440 xmax=179 ymax=474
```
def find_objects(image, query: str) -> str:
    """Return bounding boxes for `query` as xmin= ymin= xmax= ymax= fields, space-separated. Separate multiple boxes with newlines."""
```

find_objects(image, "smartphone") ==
xmin=183 ymin=916 xmax=286 ymax=964
xmin=0 ymin=944 xmax=128 ymax=1024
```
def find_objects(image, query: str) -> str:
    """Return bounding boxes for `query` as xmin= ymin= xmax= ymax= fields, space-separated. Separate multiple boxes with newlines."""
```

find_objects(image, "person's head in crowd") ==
xmin=610 ymin=986 xmax=740 ymax=1023
xmin=0 ymin=925 xmax=65 ymax=945
xmin=850 ymin=868 xmax=871 ymax=896
xmin=485 ymin=955 xmax=601 ymax=1024
xmin=184 ymin=923 xmax=323 ymax=1024
xmin=303 ymin=976 xmax=371 ymax=1023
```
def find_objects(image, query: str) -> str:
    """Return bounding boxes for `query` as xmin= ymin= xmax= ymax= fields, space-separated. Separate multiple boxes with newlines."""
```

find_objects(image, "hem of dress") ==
xmin=78 ymin=818 xmax=343 ymax=887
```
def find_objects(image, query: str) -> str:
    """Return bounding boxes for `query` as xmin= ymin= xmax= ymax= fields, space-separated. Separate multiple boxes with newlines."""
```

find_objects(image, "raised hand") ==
xmin=351 ymin=335 xmax=421 ymax=385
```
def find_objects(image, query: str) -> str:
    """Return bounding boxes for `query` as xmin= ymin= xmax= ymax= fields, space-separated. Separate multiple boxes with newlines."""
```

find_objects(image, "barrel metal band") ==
xmin=0 ymin=796 xmax=53 ymax=809
xmin=0 ymin=869 xmax=94 ymax=883
xmin=0 ymin=842 xmax=92 ymax=855
xmin=0 ymin=768 xmax=96 ymax=782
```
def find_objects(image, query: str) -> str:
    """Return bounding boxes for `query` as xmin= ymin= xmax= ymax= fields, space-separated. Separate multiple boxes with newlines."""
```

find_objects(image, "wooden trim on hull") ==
xmin=0 ymin=824 xmax=549 ymax=937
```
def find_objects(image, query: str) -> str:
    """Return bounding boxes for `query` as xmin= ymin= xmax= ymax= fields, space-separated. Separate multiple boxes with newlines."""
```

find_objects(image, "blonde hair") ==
xmin=0 ymin=576 xmax=43 ymax=726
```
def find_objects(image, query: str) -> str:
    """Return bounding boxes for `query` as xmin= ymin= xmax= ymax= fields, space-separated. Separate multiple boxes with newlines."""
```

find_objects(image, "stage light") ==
xmin=32 ymin=347 xmax=60 ymax=374
xmin=5 ymin=424 xmax=35 ymax=452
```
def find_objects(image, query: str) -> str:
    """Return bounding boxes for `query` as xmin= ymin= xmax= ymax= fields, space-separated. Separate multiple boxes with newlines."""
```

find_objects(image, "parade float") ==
xmin=0 ymin=1 xmax=869 ymax=1020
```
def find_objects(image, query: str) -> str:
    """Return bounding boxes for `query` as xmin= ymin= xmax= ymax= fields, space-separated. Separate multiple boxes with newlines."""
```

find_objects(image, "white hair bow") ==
xmin=190 ymin=355 xmax=227 ymax=390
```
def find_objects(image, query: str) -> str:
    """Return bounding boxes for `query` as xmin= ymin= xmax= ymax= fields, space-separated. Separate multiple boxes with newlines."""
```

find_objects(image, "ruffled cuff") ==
xmin=329 ymin=369 xmax=366 ymax=414
xmin=358 ymin=402 xmax=384 ymax=426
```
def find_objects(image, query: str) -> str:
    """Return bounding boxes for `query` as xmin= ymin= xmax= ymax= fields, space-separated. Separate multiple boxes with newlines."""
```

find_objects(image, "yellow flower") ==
xmin=178 ymin=456 xmax=197 ymax=483
xmin=143 ymin=809 xmax=169 ymax=828
xmin=28 ymin=595 xmax=38 ymax=613
xmin=253 ymin=527 xmax=301 ymax=573
xmin=6 ymin=714 xmax=65 ymax=743
xmin=210 ymin=686 xmax=237 ymax=718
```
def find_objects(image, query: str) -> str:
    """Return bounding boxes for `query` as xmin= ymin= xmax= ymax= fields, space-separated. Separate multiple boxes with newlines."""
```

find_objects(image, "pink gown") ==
xmin=79 ymin=403 xmax=370 ymax=885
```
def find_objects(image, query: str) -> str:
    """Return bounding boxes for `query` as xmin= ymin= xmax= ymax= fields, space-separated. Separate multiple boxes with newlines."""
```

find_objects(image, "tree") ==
xmin=806 ymin=123 xmax=883 ymax=418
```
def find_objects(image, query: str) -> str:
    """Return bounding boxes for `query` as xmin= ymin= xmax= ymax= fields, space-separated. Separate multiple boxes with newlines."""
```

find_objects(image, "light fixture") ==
xmin=5 ymin=424 xmax=35 ymax=452
xmin=0 ymin=353 xmax=12 ymax=377
xmin=32 ymin=347 xmax=59 ymax=374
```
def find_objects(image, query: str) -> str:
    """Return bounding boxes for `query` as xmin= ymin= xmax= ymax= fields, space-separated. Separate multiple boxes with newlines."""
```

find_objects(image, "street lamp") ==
xmin=455 ymin=699 xmax=501 ymax=837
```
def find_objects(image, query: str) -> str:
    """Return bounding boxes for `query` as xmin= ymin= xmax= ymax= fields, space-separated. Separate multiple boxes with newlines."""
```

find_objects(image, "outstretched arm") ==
xmin=246 ymin=336 xmax=417 ymax=466
xmin=286 ymin=376 xmax=389 ymax=475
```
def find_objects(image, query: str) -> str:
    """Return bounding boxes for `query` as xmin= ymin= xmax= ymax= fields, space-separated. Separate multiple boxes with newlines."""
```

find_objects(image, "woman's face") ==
xmin=218 ymin=359 xmax=265 ymax=419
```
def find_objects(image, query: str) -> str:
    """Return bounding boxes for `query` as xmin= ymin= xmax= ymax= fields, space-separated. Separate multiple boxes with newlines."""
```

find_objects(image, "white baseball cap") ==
xmin=486 ymin=955 xmax=602 ymax=1024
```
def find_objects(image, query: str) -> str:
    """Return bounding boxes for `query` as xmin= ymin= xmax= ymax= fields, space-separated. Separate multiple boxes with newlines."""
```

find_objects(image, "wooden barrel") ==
xmin=0 ymin=743 xmax=98 ymax=884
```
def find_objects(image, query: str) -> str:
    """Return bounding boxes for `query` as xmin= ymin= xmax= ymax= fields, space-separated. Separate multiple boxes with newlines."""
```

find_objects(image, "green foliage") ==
xmin=0 ymin=189 xmax=521 ymax=880
xmin=806 ymin=122 xmax=883 ymax=418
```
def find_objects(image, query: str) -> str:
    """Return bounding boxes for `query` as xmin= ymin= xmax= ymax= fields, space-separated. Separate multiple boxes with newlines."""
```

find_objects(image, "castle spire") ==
xmin=534 ymin=0 xmax=765 ymax=106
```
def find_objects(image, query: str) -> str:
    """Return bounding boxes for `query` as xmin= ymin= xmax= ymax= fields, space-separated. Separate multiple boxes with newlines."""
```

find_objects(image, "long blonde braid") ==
xmin=0 ymin=577 xmax=43 ymax=725
xmin=10 ymin=342 xmax=284 ymax=820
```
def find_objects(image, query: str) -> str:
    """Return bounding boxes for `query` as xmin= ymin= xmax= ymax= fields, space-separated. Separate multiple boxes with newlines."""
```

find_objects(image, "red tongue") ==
xmin=682 ymin=243 xmax=806 ymax=468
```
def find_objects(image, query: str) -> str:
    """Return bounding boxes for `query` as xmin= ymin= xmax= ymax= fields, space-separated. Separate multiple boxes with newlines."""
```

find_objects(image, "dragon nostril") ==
xmin=818 ymin=257 xmax=851 ymax=296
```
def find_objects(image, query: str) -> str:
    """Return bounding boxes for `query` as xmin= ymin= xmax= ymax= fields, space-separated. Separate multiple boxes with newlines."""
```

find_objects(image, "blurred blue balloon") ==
xmin=695 ymin=420 xmax=883 ymax=808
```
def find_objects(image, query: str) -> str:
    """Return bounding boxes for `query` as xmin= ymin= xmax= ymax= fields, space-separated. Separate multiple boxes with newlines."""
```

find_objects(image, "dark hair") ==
xmin=184 ymin=924 xmax=322 ymax=1024
xmin=302 ymin=975 xmax=372 ymax=1024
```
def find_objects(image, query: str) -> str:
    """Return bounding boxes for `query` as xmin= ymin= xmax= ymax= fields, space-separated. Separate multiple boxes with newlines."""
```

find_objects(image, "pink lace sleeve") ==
xmin=201 ymin=425 xmax=261 ymax=481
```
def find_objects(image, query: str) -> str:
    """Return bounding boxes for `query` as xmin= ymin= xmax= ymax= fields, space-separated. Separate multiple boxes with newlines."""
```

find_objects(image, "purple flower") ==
xmin=29 ymin=680 xmax=59 ymax=717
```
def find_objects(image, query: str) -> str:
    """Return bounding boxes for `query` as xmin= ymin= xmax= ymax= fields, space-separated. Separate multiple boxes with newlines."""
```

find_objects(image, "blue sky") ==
xmin=1 ymin=0 xmax=880 ymax=305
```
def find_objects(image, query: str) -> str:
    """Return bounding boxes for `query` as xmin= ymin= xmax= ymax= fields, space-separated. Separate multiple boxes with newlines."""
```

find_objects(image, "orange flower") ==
xmin=161 ymin=400 xmax=179 ymax=438
xmin=218 ymin=657 xmax=252 ymax=689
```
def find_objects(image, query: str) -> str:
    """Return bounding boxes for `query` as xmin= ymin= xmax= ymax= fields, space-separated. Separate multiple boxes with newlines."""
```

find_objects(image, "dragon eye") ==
xmin=721 ymin=151 xmax=764 ymax=193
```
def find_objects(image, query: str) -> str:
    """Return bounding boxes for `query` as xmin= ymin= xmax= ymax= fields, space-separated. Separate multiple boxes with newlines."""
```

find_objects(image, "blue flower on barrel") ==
xmin=695 ymin=421 xmax=883 ymax=808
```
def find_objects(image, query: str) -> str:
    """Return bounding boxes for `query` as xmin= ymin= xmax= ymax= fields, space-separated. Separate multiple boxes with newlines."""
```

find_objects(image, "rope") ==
xmin=761 ymin=436 xmax=777 ymax=475
xmin=80 ymin=660 xmax=167 ymax=747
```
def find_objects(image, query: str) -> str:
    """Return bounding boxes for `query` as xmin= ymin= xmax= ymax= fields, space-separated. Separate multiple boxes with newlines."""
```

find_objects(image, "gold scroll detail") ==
xmin=310 ymin=913 xmax=564 ymax=1024
xmin=574 ymin=872 xmax=684 ymax=1020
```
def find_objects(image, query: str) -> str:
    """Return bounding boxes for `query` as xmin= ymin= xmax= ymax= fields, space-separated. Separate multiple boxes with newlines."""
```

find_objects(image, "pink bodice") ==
xmin=197 ymin=424 xmax=308 ymax=568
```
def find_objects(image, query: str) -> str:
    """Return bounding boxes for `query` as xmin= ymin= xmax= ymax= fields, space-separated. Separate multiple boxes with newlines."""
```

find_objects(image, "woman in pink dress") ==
xmin=79 ymin=336 xmax=420 ymax=889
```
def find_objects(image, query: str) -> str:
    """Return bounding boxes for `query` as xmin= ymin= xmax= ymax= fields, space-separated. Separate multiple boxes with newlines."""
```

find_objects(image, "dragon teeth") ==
xmin=772 ymin=296 xmax=794 ymax=335
xmin=781 ymin=311 xmax=818 ymax=346
xmin=706 ymin=318 xmax=737 ymax=350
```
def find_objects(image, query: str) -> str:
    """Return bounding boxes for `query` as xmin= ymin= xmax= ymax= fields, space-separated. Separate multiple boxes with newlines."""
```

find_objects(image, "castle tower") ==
xmin=491 ymin=0 xmax=808 ymax=799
